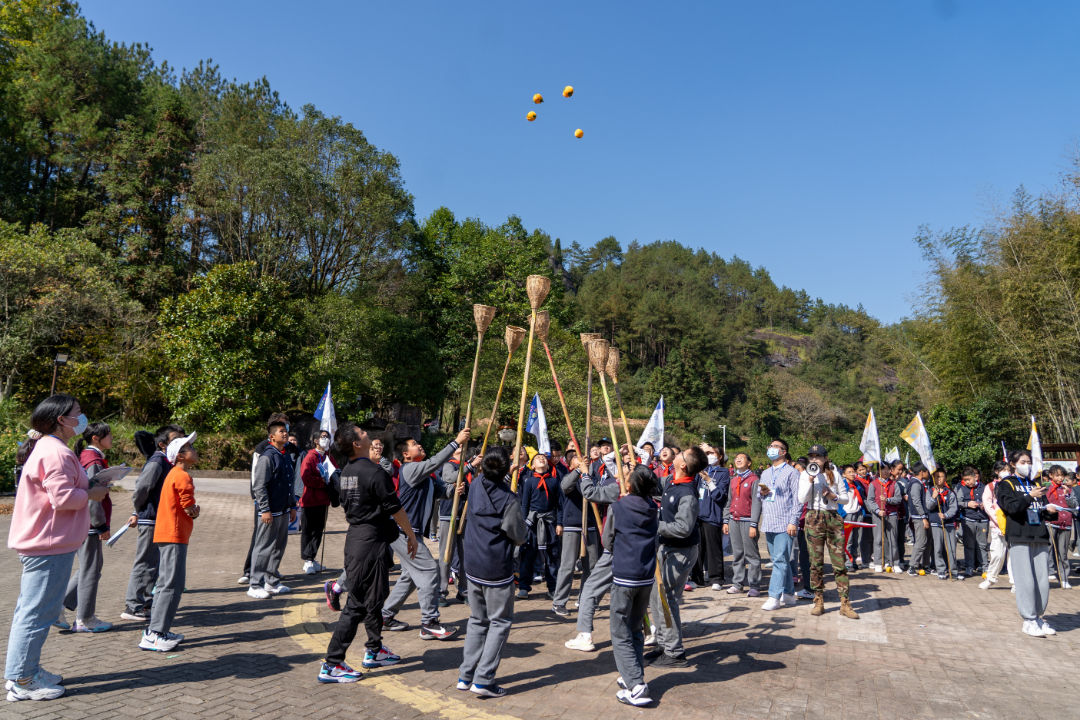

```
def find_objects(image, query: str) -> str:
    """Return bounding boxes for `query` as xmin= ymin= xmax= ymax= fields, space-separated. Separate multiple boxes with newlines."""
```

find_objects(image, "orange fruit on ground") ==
xmin=533 ymin=93 xmax=543 ymax=104
xmin=574 ymin=128 xmax=584 ymax=138
xmin=563 ymin=85 xmax=574 ymax=98
xmin=527 ymin=111 xmax=537 ymax=121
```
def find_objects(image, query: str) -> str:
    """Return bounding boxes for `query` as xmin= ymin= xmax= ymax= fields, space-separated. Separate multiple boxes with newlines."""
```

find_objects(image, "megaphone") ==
xmin=806 ymin=461 xmax=821 ymax=476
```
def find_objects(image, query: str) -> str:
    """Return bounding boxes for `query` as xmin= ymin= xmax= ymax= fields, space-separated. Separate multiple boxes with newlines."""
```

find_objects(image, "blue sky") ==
xmin=79 ymin=0 xmax=1080 ymax=323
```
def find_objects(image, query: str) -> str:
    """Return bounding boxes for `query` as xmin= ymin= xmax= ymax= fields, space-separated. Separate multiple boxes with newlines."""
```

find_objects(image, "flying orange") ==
xmin=563 ymin=85 xmax=574 ymax=98
xmin=574 ymin=128 xmax=584 ymax=139
xmin=533 ymin=93 xmax=543 ymax=104
xmin=527 ymin=111 xmax=537 ymax=121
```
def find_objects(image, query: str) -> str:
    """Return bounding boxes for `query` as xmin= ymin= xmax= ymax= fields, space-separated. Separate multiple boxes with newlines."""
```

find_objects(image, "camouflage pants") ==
xmin=804 ymin=510 xmax=849 ymax=599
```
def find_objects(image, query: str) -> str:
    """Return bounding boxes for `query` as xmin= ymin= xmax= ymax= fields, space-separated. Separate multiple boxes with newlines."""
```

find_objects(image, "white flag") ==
xmin=883 ymin=446 xmax=900 ymax=464
xmin=314 ymin=381 xmax=337 ymax=438
xmin=859 ymin=408 xmax=882 ymax=465
xmin=1027 ymin=416 xmax=1044 ymax=478
xmin=900 ymin=412 xmax=936 ymax=473
xmin=636 ymin=397 xmax=665 ymax=452
xmin=526 ymin=393 xmax=550 ymax=455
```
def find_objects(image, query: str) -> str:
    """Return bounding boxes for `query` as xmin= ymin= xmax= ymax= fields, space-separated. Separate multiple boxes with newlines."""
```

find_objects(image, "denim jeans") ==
xmin=5 ymin=552 xmax=76 ymax=680
xmin=765 ymin=531 xmax=795 ymax=599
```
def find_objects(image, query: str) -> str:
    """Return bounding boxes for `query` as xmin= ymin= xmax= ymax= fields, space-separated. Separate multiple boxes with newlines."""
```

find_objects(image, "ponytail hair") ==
xmin=75 ymin=421 xmax=111 ymax=455
xmin=24 ymin=393 xmax=78 ymax=459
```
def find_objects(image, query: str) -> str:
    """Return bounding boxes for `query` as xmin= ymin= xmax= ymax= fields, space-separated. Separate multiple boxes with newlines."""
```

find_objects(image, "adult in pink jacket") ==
xmin=5 ymin=394 xmax=109 ymax=702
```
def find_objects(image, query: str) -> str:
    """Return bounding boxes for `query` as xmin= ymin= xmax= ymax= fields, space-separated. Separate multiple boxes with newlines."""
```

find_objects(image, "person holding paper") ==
xmin=1044 ymin=465 xmax=1077 ymax=587
xmin=298 ymin=429 xmax=336 ymax=574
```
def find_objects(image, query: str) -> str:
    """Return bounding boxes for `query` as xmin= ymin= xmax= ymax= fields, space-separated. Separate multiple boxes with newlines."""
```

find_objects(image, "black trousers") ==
xmin=690 ymin=530 xmax=707 ymax=586
xmin=701 ymin=522 xmax=727 ymax=585
xmin=325 ymin=526 xmax=391 ymax=663
xmin=242 ymin=507 xmax=258 ymax=576
xmin=300 ymin=505 xmax=328 ymax=561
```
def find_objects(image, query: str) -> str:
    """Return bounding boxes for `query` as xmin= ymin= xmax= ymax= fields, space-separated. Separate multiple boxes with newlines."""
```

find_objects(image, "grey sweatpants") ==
xmin=125 ymin=525 xmax=159 ymax=613
xmin=728 ymin=521 xmax=761 ymax=589
xmin=576 ymin=550 xmax=614 ymax=634
xmin=1049 ymin=526 xmax=1071 ymax=581
xmin=553 ymin=527 xmax=600 ymax=608
xmin=961 ymin=519 xmax=989 ymax=573
xmin=249 ymin=514 xmax=289 ymax=589
xmin=64 ymin=534 xmax=103 ymax=620
xmin=872 ymin=514 xmax=898 ymax=567
xmin=437 ymin=519 xmax=467 ymax=596
xmin=930 ymin=524 xmax=957 ymax=575
xmin=1010 ymin=542 xmax=1050 ymax=621
xmin=648 ymin=544 xmax=697 ymax=658
xmin=609 ymin=583 xmax=651 ymax=689
xmin=910 ymin=519 xmax=932 ymax=571
xmin=383 ymin=533 xmax=441 ymax=625
xmin=458 ymin=582 xmax=514 ymax=686
xmin=149 ymin=543 xmax=187 ymax=636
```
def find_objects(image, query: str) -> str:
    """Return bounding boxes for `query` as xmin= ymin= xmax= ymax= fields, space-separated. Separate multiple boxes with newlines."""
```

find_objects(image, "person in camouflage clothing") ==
xmin=796 ymin=445 xmax=858 ymax=619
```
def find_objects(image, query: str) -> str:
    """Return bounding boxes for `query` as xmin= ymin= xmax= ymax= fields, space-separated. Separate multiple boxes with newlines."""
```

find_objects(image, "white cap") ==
xmin=166 ymin=432 xmax=197 ymax=464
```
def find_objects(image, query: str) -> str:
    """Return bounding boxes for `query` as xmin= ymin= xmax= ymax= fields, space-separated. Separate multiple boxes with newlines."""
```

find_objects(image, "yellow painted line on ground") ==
xmin=283 ymin=589 xmax=522 ymax=720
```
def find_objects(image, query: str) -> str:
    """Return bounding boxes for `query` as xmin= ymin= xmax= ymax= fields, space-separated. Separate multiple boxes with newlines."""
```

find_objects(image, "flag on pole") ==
xmin=900 ymin=412 xmax=936 ymax=473
xmin=526 ymin=393 xmax=550 ymax=455
xmin=1027 ymin=416 xmax=1044 ymax=478
xmin=859 ymin=408 xmax=882 ymax=465
xmin=883 ymin=446 xmax=900 ymax=464
xmin=314 ymin=381 xmax=337 ymax=438
xmin=636 ymin=396 xmax=665 ymax=452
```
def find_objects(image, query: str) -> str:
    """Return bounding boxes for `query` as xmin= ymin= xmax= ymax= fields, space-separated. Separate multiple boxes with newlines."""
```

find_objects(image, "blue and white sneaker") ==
xmin=470 ymin=683 xmax=507 ymax=698
xmin=317 ymin=662 xmax=362 ymax=683
xmin=456 ymin=678 xmax=470 ymax=690
xmin=362 ymin=646 xmax=401 ymax=668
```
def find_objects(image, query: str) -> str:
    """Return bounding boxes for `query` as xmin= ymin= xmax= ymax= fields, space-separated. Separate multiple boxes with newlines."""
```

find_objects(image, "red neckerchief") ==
xmin=965 ymin=484 xmax=978 ymax=503
xmin=671 ymin=473 xmax=693 ymax=485
xmin=659 ymin=463 xmax=673 ymax=477
xmin=535 ymin=467 xmax=556 ymax=500
xmin=732 ymin=470 xmax=752 ymax=502
xmin=873 ymin=477 xmax=895 ymax=500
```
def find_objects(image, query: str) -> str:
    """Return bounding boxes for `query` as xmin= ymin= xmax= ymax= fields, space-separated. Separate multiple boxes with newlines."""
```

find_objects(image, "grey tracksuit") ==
xmin=553 ymin=469 xmax=601 ymax=609
xmin=907 ymin=477 xmax=933 ymax=572
xmin=925 ymin=488 xmax=959 ymax=576
xmin=723 ymin=474 xmax=762 ymax=589
xmin=649 ymin=475 xmax=699 ymax=658
xmin=574 ymin=464 xmax=621 ymax=634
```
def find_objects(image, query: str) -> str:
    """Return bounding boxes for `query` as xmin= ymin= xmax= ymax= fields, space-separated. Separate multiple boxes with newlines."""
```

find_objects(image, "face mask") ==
xmin=1014 ymin=463 xmax=1031 ymax=478
xmin=318 ymin=437 xmax=330 ymax=451
xmin=707 ymin=454 xmax=719 ymax=466
xmin=65 ymin=413 xmax=88 ymax=436
xmin=766 ymin=447 xmax=781 ymax=460
xmin=998 ymin=469 xmax=1010 ymax=479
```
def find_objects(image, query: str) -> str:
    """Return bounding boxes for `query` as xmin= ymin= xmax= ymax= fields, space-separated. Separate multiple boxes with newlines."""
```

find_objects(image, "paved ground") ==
xmin=2 ymin=485 xmax=1080 ymax=719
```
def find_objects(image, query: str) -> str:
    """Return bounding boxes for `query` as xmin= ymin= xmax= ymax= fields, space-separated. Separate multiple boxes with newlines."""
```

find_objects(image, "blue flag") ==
xmin=525 ymin=393 xmax=550 ymax=455
xmin=314 ymin=381 xmax=337 ymax=437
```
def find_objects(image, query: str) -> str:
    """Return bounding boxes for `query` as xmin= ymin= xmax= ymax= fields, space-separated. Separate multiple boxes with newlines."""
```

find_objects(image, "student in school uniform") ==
xmin=925 ymin=468 xmax=959 ymax=580
xmin=957 ymin=466 xmax=990 ymax=579
xmin=438 ymin=444 xmax=479 ymax=604
xmin=553 ymin=453 xmax=600 ymax=617
xmin=646 ymin=446 xmax=706 ymax=667
xmin=723 ymin=453 xmax=762 ymax=596
xmin=381 ymin=428 xmax=471 ymax=639
xmin=456 ymin=446 xmax=528 ymax=698
xmin=906 ymin=462 xmax=933 ymax=576
xmin=139 ymin=432 xmax=199 ymax=652
xmin=1045 ymin=465 xmax=1077 ymax=587
xmin=246 ymin=417 xmax=296 ymax=599
xmin=867 ymin=461 xmax=904 ymax=572
xmin=699 ymin=445 xmax=730 ymax=590
xmin=122 ymin=424 xmax=184 ymax=621
xmin=62 ymin=422 xmax=115 ymax=633
xmin=516 ymin=452 xmax=561 ymax=599
xmin=605 ymin=463 xmax=661 ymax=708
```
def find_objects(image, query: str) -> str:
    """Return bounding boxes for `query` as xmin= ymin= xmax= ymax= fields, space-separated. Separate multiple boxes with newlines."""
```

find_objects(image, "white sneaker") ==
xmin=264 ymin=582 xmax=291 ymax=595
xmin=564 ymin=632 xmax=595 ymax=652
xmin=1022 ymin=619 xmax=1045 ymax=637
xmin=781 ymin=593 xmax=797 ymax=606
xmin=978 ymin=579 xmax=992 ymax=590
xmin=616 ymin=683 xmax=652 ymax=707
xmin=891 ymin=566 xmax=904 ymax=574
xmin=237 ymin=575 xmax=249 ymax=584
xmin=643 ymin=632 xmax=656 ymax=647
xmin=761 ymin=596 xmax=781 ymax=611
xmin=1063 ymin=582 xmax=1073 ymax=589
xmin=1038 ymin=618 xmax=1057 ymax=636
xmin=5 ymin=673 xmax=64 ymax=701
xmin=725 ymin=584 xmax=744 ymax=594
xmin=247 ymin=586 xmax=271 ymax=599
xmin=72 ymin=616 xmax=112 ymax=633
xmin=711 ymin=583 xmax=722 ymax=591
xmin=139 ymin=629 xmax=180 ymax=652
xmin=872 ymin=565 xmax=883 ymax=573
xmin=303 ymin=561 xmax=316 ymax=575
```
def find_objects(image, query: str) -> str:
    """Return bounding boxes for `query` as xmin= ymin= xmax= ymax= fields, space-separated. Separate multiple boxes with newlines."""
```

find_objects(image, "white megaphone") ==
xmin=806 ymin=461 xmax=821 ymax=476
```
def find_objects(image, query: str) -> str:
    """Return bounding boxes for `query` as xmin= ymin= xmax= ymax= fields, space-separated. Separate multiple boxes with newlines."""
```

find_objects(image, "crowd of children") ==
xmin=8 ymin=396 xmax=1079 ymax=705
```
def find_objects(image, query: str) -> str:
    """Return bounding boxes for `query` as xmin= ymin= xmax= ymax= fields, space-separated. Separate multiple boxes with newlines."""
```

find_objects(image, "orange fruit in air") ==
xmin=533 ymin=93 xmax=543 ymax=104
xmin=563 ymin=85 xmax=574 ymax=98
xmin=527 ymin=111 xmax=537 ymax=121
xmin=574 ymin=128 xmax=584 ymax=139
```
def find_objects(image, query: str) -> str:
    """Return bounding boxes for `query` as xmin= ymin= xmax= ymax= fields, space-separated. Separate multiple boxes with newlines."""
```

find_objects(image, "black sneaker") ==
xmin=552 ymin=605 xmax=570 ymax=618
xmin=419 ymin=622 xmax=458 ymax=641
xmin=650 ymin=653 xmax=689 ymax=668
xmin=382 ymin=617 xmax=409 ymax=631
xmin=907 ymin=568 xmax=919 ymax=577
xmin=643 ymin=648 xmax=662 ymax=661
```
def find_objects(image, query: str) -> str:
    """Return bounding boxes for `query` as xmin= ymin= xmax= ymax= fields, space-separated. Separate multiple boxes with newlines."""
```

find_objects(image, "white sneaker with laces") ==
xmin=247 ymin=586 xmax=271 ymax=599
xmin=264 ymin=582 xmax=291 ymax=595
xmin=978 ymin=579 xmax=992 ymax=590
xmin=760 ymin=596 xmax=781 ymax=611
xmin=303 ymin=561 xmax=316 ymax=574
xmin=643 ymin=632 xmax=656 ymax=647
xmin=1038 ymin=618 xmax=1057 ymax=635
xmin=139 ymin=629 xmax=180 ymax=652
xmin=5 ymin=672 xmax=64 ymax=702
xmin=1021 ymin=619 xmax=1045 ymax=637
xmin=564 ymin=632 xmax=595 ymax=652
xmin=616 ymin=683 xmax=652 ymax=707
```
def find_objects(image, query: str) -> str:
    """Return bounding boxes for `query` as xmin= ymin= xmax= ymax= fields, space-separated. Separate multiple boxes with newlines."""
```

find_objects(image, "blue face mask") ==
xmin=766 ymin=447 xmax=781 ymax=460
xmin=69 ymin=413 xmax=88 ymax=436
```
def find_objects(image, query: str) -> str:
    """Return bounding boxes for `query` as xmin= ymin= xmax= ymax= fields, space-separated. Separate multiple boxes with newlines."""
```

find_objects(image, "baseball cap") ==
xmin=166 ymin=431 xmax=197 ymax=463
xmin=808 ymin=444 xmax=828 ymax=457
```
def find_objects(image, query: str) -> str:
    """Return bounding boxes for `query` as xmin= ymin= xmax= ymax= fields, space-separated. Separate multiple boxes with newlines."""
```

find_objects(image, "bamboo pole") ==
xmin=579 ymin=332 xmax=601 ymax=549
xmin=510 ymin=275 xmax=551 ymax=493
xmin=479 ymin=325 xmax=526 ymax=455
xmin=606 ymin=346 xmax=636 ymax=470
xmin=443 ymin=304 xmax=496 ymax=563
